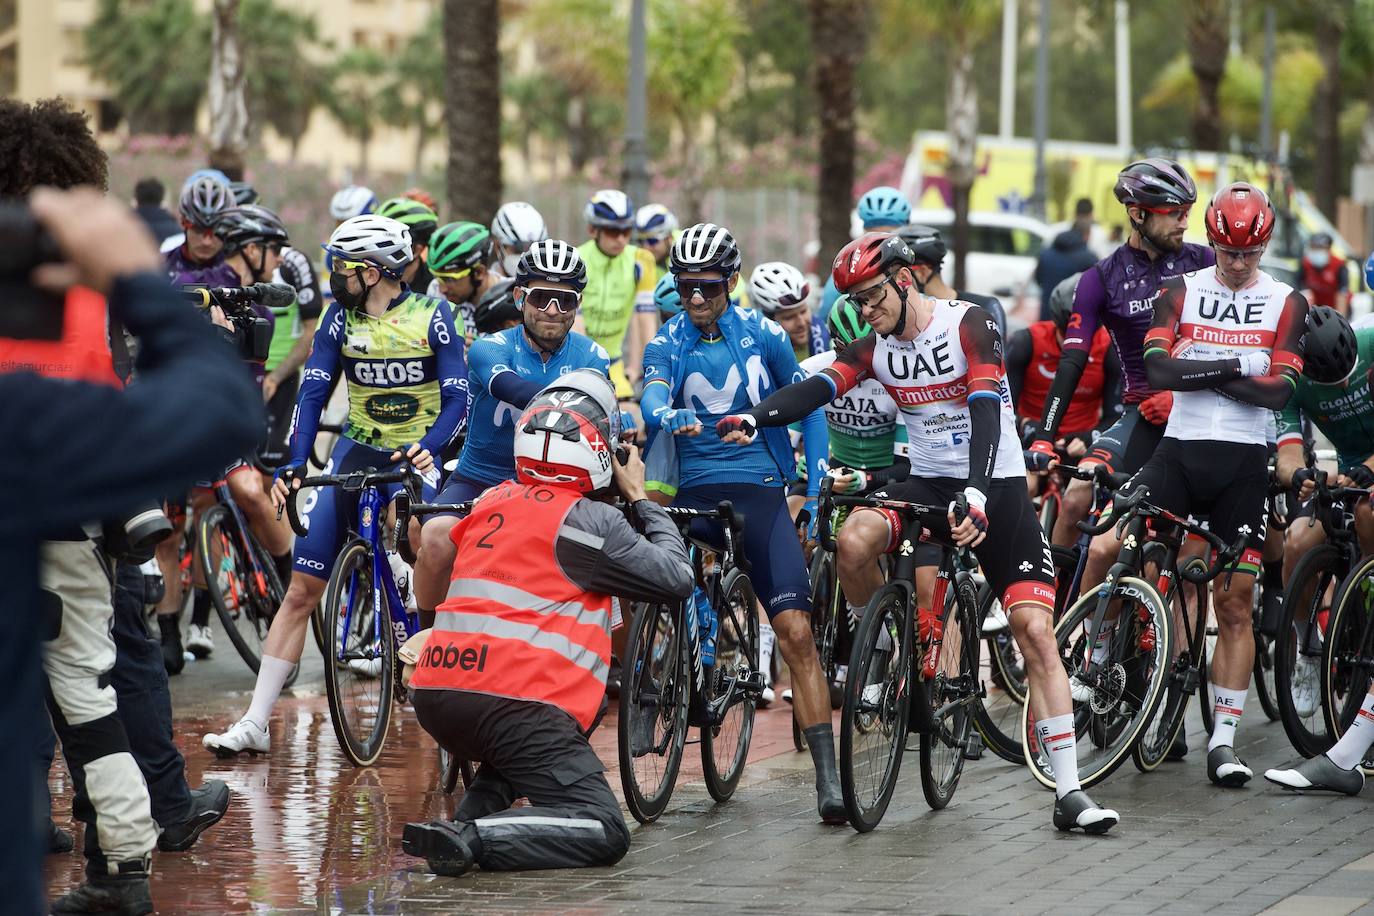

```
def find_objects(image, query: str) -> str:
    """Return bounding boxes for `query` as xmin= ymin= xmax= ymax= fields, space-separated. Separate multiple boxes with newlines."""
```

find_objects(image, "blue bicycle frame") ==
xmin=335 ymin=482 xmax=419 ymax=668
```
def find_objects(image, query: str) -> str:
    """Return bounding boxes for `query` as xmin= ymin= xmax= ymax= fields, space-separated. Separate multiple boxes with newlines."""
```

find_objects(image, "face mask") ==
xmin=330 ymin=269 xmax=371 ymax=310
xmin=501 ymin=252 xmax=521 ymax=277
xmin=1307 ymin=250 xmax=1330 ymax=269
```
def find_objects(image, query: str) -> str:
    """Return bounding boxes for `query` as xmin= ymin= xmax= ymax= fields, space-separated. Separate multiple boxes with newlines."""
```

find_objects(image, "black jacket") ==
xmin=134 ymin=205 xmax=181 ymax=245
xmin=1034 ymin=230 xmax=1097 ymax=321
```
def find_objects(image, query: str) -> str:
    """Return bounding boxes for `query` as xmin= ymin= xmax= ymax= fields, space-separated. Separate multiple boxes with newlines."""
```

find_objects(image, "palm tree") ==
xmin=444 ymin=0 xmax=502 ymax=224
xmin=240 ymin=0 xmax=330 ymax=161
xmin=325 ymin=47 xmax=388 ymax=175
xmin=84 ymin=0 xmax=208 ymax=135
xmin=1186 ymin=0 xmax=1229 ymax=151
xmin=208 ymin=0 xmax=248 ymax=178
xmin=382 ymin=11 xmax=444 ymax=180
xmin=1312 ymin=0 xmax=1351 ymax=219
xmin=808 ymin=0 xmax=870 ymax=278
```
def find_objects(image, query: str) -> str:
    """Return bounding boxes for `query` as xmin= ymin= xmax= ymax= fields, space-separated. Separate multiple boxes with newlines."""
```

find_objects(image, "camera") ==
xmin=101 ymin=503 xmax=173 ymax=564
xmin=182 ymin=283 xmax=285 ymax=363
xmin=0 ymin=204 xmax=66 ymax=341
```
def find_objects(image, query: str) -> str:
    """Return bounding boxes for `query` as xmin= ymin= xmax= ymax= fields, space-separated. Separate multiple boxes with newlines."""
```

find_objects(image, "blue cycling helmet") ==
xmin=1366 ymin=251 xmax=1374 ymax=292
xmin=654 ymin=273 xmax=681 ymax=317
xmin=584 ymin=189 xmax=634 ymax=230
xmin=857 ymin=186 xmax=911 ymax=229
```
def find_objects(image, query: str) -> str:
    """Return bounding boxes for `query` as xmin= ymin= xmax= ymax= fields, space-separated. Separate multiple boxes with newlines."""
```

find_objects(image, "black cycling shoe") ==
xmin=47 ymin=820 xmax=74 ymax=855
xmin=605 ymin=658 xmax=622 ymax=700
xmin=158 ymin=615 xmax=184 ymax=676
xmin=1166 ymin=730 xmax=1187 ymax=761
xmin=50 ymin=874 xmax=153 ymax=916
xmin=158 ymin=779 xmax=230 ymax=852
xmin=1053 ymin=790 xmax=1120 ymax=834
xmin=402 ymin=819 xmax=480 ymax=877
xmin=1264 ymin=754 xmax=1365 ymax=796
xmin=1207 ymin=745 xmax=1253 ymax=788
xmin=803 ymin=723 xmax=848 ymax=825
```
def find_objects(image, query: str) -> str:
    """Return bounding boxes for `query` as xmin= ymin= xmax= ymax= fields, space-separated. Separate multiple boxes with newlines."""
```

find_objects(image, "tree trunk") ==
xmin=445 ymin=0 xmax=502 ymax=224
xmin=679 ymin=116 xmax=706 ymax=224
xmin=1185 ymin=0 xmax=1228 ymax=152
xmin=413 ymin=114 xmax=428 ymax=181
xmin=568 ymin=96 xmax=590 ymax=176
xmin=946 ymin=45 xmax=978 ymax=292
xmin=1313 ymin=2 xmax=1347 ymax=220
xmin=359 ymin=124 xmax=371 ymax=177
xmin=808 ymin=0 xmax=870 ymax=277
xmin=208 ymin=0 xmax=249 ymax=179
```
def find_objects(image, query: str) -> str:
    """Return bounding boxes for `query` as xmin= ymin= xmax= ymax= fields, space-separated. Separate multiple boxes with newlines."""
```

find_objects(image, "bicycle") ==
xmin=618 ymin=501 xmax=763 ymax=825
xmin=826 ymin=492 xmax=982 ymax=832
xmin=1321 ymin=546 xmax=1374 ymax=774
xmin=793 ymin=479 xmax=847 ymax=752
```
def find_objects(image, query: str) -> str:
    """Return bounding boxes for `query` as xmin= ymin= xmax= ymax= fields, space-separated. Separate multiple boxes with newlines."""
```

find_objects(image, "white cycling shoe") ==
xmin=186 ymin=624 xmax=214 ymax=659
xmin=981 ymin=601 xmax=1009 ymax=634
xmin=203 ymin=718 xmax=269 ymax=758
xmin=348 ymin=657 xmax=384 ymax=678
xmin=1291 ymin=654 xmax=1320 ymax=718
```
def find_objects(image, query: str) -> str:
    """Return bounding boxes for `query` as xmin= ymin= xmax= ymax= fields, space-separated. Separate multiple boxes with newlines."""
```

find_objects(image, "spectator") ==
xmin=132 ymin=178 xmax=179 ymax=244
xmin=1034 ymin=214 xmax=1098 ymax=322
xmin=1300 ymin=232 xmax=1350 ymax=316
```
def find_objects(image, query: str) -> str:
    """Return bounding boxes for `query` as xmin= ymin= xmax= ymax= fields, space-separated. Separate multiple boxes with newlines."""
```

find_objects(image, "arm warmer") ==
xmin=747 ymin=374 xmax=835 ymax=427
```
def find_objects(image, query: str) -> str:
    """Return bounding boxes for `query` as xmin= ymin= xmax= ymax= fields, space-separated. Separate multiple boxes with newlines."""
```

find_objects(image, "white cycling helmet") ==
xmin=514 ymin=369 xmax=621 ymax=494
xmin=324 ymin=215 xmax=413 ymax=277
xmin=330 ymin=185 xmax=378 ymax=221
xmin=584 ymin=189 xmax=634 ymax=229
xmin=634 ymin=203 xmax=678 ymax=242
xmin=748 ymin=262 xmax=810 ymax=315
xmin=491 ymin=202 xmax=549 ymax=276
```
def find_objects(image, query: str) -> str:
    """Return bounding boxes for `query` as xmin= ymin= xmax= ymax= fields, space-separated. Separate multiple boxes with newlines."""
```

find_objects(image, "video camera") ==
xmin=0 ymin=204 xmax=65 ymax=341
xmin=182 ymin=283 xmax=287 ymax=363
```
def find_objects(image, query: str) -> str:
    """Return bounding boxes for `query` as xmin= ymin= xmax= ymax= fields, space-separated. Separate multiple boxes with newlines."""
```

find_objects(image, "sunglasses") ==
xmin=850 ymin=280 xmax=891 ymax=310
xmin=431 ymin=266 xmax=473 ymax=282
xmin=1213 ymin=244 xmax=1264 ymax=263
xmin=1139 ymin=205 xmax=1190 ymax=217
xmin=521 ymin=286 xmax=581 ymax=314
xmin=333 ymin=258 xmax=372 ymax=273
xmin=636 ymin=234 xmax=669 ymax=246
xmin=183 ymin=222 xmax=218 ymax=238
xmin=598 ymin=226 xmax=632 ymax=238
xmin=674 ymin=278 xmax=730 ymax=302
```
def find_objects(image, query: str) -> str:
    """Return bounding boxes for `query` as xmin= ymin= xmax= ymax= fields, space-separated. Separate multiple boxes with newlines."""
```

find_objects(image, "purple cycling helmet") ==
xmin=1113 ymin=158 xmax=1198 ymax=210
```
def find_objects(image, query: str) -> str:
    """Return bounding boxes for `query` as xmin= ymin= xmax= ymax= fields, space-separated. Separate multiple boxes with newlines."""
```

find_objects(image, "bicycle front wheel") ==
xmin=1025 ymin=576 xmax=1173 ymax=791
xmin=1275 ymin=543 xmax=1345 ymax=757
xmin=919 ymin=574 xmax=981 ymax=809
xmin=617 ymin=601 xmax=690 ymax=824
xmin=322 ymin=539 xmax=395 ymax=767
xmin=701 ymin=569 xmax=760 ymax=803
xmin=1322 ymin=561 xmax=1374 ymax=773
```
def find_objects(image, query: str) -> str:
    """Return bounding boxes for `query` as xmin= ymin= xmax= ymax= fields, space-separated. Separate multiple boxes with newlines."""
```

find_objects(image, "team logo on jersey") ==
xmin=365 ymin=392 xmax=421 ymax=425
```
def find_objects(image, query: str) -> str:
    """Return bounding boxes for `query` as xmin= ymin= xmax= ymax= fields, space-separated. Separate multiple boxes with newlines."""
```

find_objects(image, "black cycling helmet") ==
xmin=1303 ymin=305 xmax=1359 ymax=384
xmin=1048 ymin=272 xmax=1081 ymax=333
xmin=216 ymin=204 xmax=289 ymax=255
xmin=895 ymin=224 xmax=947 ymax=268
xmin=229 ymin=181 xmax=259 ymax=205
xmin=670 ymin=222 xmax=743 ymax=277
xmin=474 ymin=278 xmax=520 ymax=335
xmin=1113 ymin=158 xmax=1198 ymax=210
xmin=179 ymin=174 xmax=233 ymax=228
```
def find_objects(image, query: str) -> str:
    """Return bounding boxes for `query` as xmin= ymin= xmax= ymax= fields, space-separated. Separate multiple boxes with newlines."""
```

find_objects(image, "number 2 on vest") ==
xmin=476 ymin=512 xmax=505 ymax=549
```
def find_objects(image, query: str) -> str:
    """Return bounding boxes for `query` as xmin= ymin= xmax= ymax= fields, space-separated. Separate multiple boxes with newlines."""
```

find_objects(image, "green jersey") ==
xmin=800 ymin=350 xmax=907 ymax=470
xmin=1276 ymin=326 xmax=1374 ymax=473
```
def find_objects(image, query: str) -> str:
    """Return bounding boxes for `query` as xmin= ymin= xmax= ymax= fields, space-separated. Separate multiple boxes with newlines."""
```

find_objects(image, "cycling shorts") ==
xmin=1084 ymin=405 xmax=1164 ymax=476
xmin=673 ymin=483 xmax=812 ymax=619
xmin=430 ymin=473 xmax=493 ymax=520
xmin=192 ymin=458 xmax=255 ymax=491
xmin=1127 ymin=437 xmax=1267 ymax=572
xmin=868 ymin=476 xmax=1056 ymax=612
xmin=258 ymin=371 xmax=300 ymax=470
xmin=293 ymin=435 xmax=438 ymax=578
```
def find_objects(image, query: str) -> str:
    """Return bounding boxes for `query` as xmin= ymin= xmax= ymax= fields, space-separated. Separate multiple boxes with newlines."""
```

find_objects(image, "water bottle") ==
xmin=694 ymin=587 xmax=717 ymax=667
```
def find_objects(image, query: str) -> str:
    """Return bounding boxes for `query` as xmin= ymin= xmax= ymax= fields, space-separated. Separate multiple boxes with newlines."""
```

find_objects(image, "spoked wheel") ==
xmin=1275 ymin=544 xmax=1344 ymax=757
xmin=701 ymin=570 xmax=760 ymax=803
xmin=617 ymin=601 xmax=690 ymax=824
xmin=918 ymin=576 xmax=981 ymax=810
xmin=322 ymin=538 xmax=395 ymax=767
xmin=438 ymin=747 xmax=476 ymax=795
xmin=1025 ymin=576 xmax=1173 ymax=791
xmin=1253 ymin=627 xmax=1281 ymax=721
xmin=796 ymin=550 xmax=843 ymax=752
xmin=197 ymin=504 xmax=297 ymax=686
xmin=1322 ymin=562 xmax=1374 ymax=774
xmin=840 ymin=582 xmax=913 ymax=833
xmin=1134 ymin=577 xmax=1208 ymax=772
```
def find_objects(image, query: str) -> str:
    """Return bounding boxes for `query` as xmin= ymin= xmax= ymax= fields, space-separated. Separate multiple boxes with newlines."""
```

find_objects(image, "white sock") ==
xmin=244 ymin=655 xmax=296 ymax=728
xmin=1090 ymin=620 xmax=1116 ymax=666
xmin=1209 ymin=686 xmax=1248 ymax=752
xmin=1327 ymin=693 xmax=1374 ymax=770
xmin=759 ymin=623 xmax=776 ymax=687
xmin=1036 ymin=713 xmax=1082 ymax=798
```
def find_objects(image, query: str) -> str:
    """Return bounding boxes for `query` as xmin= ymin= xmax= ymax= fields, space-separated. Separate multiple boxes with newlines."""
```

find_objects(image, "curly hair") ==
xmin=0 ymin=97 xmax=109 ymax=200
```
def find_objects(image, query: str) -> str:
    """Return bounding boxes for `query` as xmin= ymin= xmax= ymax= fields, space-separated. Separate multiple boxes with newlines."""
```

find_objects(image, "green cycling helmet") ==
xmin=428 ymin=220 xmax=492 ymax=274
xmin=826 ymin=294 xmax=872 ymax=346
xmin=377 ymin=197 xmax=438 ymax=246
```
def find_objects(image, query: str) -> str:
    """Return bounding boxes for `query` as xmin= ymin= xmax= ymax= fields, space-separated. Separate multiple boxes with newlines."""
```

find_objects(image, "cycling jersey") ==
xmin=576 ymin=241 xmax=656 ymax=362
xmin=266 ymin=247 xmax=323 ymax=371
xmin=1009 ymin=322 xmax=1114 ymax=433
xmin=456 ymin=327 xmax=611 ymax=487
xmin=799 ymin=350 xmax=907 ymax=470
xmin=1277 ymin=326 xmax=1374 ymax=473
xmin=165 ymin=246 xmax=240 ymax=290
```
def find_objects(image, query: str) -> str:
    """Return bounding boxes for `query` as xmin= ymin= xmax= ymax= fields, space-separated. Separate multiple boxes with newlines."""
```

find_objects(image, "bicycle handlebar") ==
xmin=281 ymin=465 xmax=421 ymax=538
xmin=1179 ymin=532 xmax=1250 ymax=585
xmin=1077 ymin=482 xmax=1149 ymax=536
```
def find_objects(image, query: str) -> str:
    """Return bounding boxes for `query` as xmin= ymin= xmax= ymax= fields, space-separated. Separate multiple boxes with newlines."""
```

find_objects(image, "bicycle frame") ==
xmin=203 ymin=474 xmax=273 ymax=601
xmin=335 ymin=482 xmax=416 ymax=667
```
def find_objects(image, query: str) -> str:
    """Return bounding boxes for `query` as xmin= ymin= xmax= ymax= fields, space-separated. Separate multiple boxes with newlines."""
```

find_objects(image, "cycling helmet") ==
xmin=584 ymin=189 xmax=634 ymax=230
xmin=217 ymin=204 xmax=289 ymax=254
xmin=491 ymin=201 xmax=549 ymax=248
xmin=323 ymin=215 xmax=413 ymax=277
xmin=330 ymin=185 xmax=378 ymax=221
xmin=831 ymin=232 xmax=915 ymax=293
xmin=856 ymin=186 xmax=911 ymax=229
xmin=634 ymin=203 xmax=678 ymax=242
xmin=1366 ymin=251 xmax=1374 ymax=292
xmin=895 ymin=223 xmax=947 ymax=268
xmin=182 ymin=168 xmax=230 ymax=190
xmin=826 ymin=295 xmax=872 ymax=346
xmin=1303 ymin=305 xmax=1359 ymax=384
xmin=179 ymin=174 xmax=233 ymax=228
xmin=228 ymin=181 xmax=259 ymax=205
xmin=1204 ymin=182 xmax=1274 ymax=249
xmin=516 ymin=239 xmax=588 ymax=292
xmin=514 ymin=369 xmax=621 ymax=493
xmin=670 ymin=223 xmax=742 ymax=277
xmin=473 ymin=278 xmax=521 ymax=335
xmin=1048 ymin=273 xmax=1081 ymax=333
xmin=654 ymin=273 xmax=682 ymax=317
xmin=748 ymin=262 xmax=810 ymax=315
xmin=428 ymin=221 xmax=492 ymax=273
xmin=377 ymin=197 xmax=439 ymax=247
xmin=1113 ymin=158 xmax=1198 ymax=210
xmin=402 ymin=187 xmax=438 ymax=212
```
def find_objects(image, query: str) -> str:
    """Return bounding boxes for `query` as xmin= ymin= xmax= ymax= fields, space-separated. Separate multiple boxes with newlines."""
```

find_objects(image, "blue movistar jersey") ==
xmin=456 ymin=327 xmax=611 ymax=486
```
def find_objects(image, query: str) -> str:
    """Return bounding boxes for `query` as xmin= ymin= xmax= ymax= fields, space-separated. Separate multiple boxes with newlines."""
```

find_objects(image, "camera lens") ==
xmin=123 ymin=507 xmax=173 ymax=552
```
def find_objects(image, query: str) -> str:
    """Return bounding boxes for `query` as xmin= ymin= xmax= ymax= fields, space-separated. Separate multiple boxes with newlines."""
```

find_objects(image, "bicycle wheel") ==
xmin=310 ymin=603 xmax=326 ymax=656
xmin=701 ymin=569 xmax=760 ymax=803
xmin=322 ymin=538 xmax=395 ymax=767
xmin=618 ymin=601 xmax=690 ymax=824
xmin=1133 ymin=579 xmax=1207 ymax=772
xmin=1024 ymin=576 xmax=1173 ymax=791
xmin=1275 ymin=543 xmax=1345 ymax=757
xmin=796 ymin=550 xmax=841 ymax=752
xmin=919 ymin=574 xmax=981 ymax=809
xmin=438 ymin=747 xmax=476 ymax=795
xmin=1322 ymin=562 xmax=1374 ymax=772
xmin=1252 ymin=585 xmax=1281 ymax=721
xmin=840 ymin=582 xmax=913 ymax=832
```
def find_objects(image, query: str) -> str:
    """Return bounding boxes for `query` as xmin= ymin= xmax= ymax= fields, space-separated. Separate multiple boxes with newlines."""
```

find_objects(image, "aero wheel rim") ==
xmin=706 ymin=587 xmax=753 ymax=780
xmin=849 ymin=597 xmax=905 ymax=813
xmin=332 ymin=556 xmax=387 ymax=752
xmin=926 ymin=605 xmax=968 ymax=789
xmin=629 ymin=609 xmax=683 ymax=802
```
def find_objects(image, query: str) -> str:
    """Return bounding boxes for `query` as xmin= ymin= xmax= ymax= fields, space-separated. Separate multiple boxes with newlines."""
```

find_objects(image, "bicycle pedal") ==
xmin=962 ymin=732 xmax=984 ymax=760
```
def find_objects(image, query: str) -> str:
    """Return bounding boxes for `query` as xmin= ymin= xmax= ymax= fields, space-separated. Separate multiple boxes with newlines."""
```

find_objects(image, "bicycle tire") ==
xmin=796 ymin=550 xmax=840 ymax=752
xmin=310 ymin=603 xmax=326 ymax=656
xmin=1024 ymin=575 xmax=1173 ymax=791
xmin=438 ymin=747 xmax=476 ymax=795
xmin=1252 ymin=586 xmax=1281 ymax=721
xmin=322 ymin=538 xmax=394 ymax=767
xmin=1321 ymin=557 xmax=1374 ymax=773
xmin=701 ymin=569 xmax=759 ymax=803
xmin=840 ymin=582 xmax=913 ymax=832
xmin=617 ymin=601 xmax=690 ymax=824
xmin=919 ymin=572 xmax=981 ymax=809
xmin=1133 ymin=577 xmax=1206 ymax=772
xmin=1275 ymin=542 xmax=1344 ymax=757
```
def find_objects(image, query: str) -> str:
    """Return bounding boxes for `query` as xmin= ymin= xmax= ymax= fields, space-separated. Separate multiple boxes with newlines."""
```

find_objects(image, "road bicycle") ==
xmin=1321 ymin=547 xmax=1374 ymax=774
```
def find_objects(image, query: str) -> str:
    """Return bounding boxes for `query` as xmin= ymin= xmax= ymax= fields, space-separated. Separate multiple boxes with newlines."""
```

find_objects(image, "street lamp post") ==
xmin=1029 ymin=0 xmax=1049 ymax=220
xmin=622 ymin=0 xmax=650 ymax=209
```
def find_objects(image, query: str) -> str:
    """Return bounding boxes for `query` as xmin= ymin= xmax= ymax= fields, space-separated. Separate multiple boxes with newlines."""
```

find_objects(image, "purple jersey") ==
xmin=164 ymin=246 xmax=241 ymax=290
xmin=1063 ymin=241 xmax=1214 ymax=403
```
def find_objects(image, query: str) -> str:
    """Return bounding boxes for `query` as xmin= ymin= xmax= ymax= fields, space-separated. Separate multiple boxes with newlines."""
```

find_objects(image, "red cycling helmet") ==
xmin=1205 ymin=182 xmax=1275 ymax=249
xmin=831 ymin=232 xmax=915 ymax=293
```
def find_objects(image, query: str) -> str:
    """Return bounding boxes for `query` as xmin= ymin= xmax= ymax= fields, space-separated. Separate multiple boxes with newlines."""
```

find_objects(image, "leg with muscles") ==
xmin=414 ymin=516 xmax=461 ymax=631
xmin=835 ymin=509 xmax=892 ymax=627
xmin=1207 ymin=571 xmax=1257 ymax=787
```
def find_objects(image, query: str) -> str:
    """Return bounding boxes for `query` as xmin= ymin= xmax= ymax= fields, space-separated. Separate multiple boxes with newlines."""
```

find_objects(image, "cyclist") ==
xmin=576 ymin=189 xmax=658 ymax=400
xmin=203 ymin=214 xmax=468 ymax=756
xmin=490 ymin=201 xmax=549 ymax=278
xmin=402 ymin=187 xmax=438 ymax=212
xmin=634 ymin=203 xmax=679 ymax=281
xmin=896 ymin=223 xmax=1007 ymax=342
xmin=816 ymin=186 xmax=910 ymax=328
xmin=1134 ymin=182 xmax=1306 ymax=787
xmin=429 ymin=220 xmax=497 ymax=338
xmin=717 ymin=232 xmax=1121 ymax=833
xmin=413 ymin=240 xmax=610 ymax=631
xmin=641 ymin=222 xmax=840 ymax=823
xmin=1026 ymin=158 xmax=1214 ymax=594
xmin=329 ymin=184 xmax=378 ymax=224
xmin=378 ymin=196 xmax=440 ymax=296
xmin=165 ymin=173 xmax=239 ymax=288
xmin=750 ymin=261 xmax=826 ymax=361
xmin=1270 ymin=307 xmax=1374 ymax=719
xmin=1007 ymin=273 xmax=1121 ymax=544
xmin=653 ymin=273 xmax=683 ymax=325
xmin=471 ymin=278 xmax=522 ymax=336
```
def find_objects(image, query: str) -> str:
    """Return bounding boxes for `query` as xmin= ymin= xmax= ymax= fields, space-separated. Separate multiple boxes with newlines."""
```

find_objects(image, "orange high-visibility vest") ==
xmin=410 ymin=479 xmax=612 ymax=730
xmin=0 ymin=287 xmax=118 ymax=386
